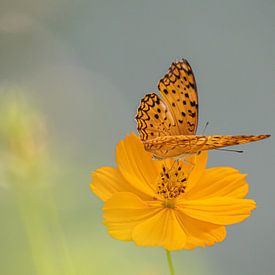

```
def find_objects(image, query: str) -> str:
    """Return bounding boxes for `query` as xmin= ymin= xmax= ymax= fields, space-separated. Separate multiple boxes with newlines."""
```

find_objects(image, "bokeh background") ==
xmin=0 ymin=0 xmax=274 ymax=274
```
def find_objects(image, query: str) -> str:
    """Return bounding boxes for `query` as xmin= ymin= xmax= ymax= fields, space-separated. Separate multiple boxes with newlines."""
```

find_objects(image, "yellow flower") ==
xmin=91 ymin=133 xmax=256 ymax=251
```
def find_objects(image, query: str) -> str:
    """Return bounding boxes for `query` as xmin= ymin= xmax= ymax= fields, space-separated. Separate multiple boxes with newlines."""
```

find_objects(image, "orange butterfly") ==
xmin=135 ymin=59 xmax=270 ymax=160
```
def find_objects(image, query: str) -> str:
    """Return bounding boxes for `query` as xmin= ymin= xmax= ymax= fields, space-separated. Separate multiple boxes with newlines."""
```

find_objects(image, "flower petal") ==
xmin=103 ymin=192 xmax=157 ymax=240
xmin=91 ymin=167 xmax=152 ymax=201
xmin=175 ymin=210 xmax=226 ymax=249
xmin=91 ymin=167 xmax=128 ymax=201
xmin=186 ymin=167 xmax=249 ymax=200
xmin=132 ymin=208 xmax=187 ymax=251
xmin=185 ymin=151 xmax=208 ymax=191
xmin=116 ymin=133 xmax=161 ymax=197
xmin=179 ymin=197 xmax=256 ymax=225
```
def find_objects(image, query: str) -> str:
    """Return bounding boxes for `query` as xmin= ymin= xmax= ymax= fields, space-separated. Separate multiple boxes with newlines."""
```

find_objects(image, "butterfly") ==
xmin=135 ymin=59 xmax=270 ymax=160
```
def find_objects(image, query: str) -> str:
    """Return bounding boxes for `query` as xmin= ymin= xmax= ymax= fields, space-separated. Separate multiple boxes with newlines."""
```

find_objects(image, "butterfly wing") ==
xmin=136 ymin=59 xmax=198 ymax=143
xmin=144 ymin=135 xmax=207 ymax=159
xmin=201 ymin=134 xmax=271 ymax=151
xmin=136 ymin=93 xmax=180 ymax=141
xmin=158 ymin=59 xmax=198 ymax=135
xmin=144 ymin=134 xmax=270 ymax=159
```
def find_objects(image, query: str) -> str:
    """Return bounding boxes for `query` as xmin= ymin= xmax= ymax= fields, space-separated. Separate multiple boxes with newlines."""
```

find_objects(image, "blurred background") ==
xmin=0 ymin=0 xmax=274 ymax=274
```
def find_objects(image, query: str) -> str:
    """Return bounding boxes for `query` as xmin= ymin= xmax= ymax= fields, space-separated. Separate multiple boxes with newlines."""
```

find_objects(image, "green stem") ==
xmin=165 ymin=249 xmax=175 ymax=275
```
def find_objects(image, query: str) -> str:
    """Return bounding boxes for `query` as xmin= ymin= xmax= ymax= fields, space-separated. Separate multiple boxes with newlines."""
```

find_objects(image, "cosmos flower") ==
xmin=91 ymin=133 xmax=256 ymax=250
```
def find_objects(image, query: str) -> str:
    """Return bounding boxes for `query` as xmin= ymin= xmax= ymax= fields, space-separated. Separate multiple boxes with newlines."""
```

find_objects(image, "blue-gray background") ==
xmin=0 ymin=0 xmax=274 ymax=274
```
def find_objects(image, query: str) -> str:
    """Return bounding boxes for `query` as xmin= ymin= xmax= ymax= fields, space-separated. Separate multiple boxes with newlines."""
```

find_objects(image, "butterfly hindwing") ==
xmin=136 ymin=93 xmax=180 ymax=141
xmin=158 ymin=59 xmax=198 ymax=135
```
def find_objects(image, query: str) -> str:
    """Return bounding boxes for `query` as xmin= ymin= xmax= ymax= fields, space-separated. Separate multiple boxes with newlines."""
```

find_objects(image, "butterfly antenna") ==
xmin=215 ymin=148 xmax=244 ymax=153
xmin=201 ymin=121 xmax=209 ymax=135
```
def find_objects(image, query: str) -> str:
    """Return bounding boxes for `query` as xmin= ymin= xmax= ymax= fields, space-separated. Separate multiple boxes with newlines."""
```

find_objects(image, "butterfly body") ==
xmin=136 ymin=59 xmax=270 ymax=160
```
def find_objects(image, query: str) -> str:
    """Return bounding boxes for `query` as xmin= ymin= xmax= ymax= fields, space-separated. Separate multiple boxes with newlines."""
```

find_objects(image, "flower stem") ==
xmin=165 ymin=249 xmax=175 ymax=275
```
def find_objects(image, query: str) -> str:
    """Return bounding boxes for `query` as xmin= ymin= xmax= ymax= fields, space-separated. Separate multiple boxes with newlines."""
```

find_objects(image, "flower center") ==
xmin=156 ymin=162 xmax=188 ymax=202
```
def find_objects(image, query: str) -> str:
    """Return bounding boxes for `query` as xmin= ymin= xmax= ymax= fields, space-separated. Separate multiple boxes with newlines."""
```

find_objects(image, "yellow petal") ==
xmin=132 ymin=208 xmax=187 ymax=251
xmin=91 ymin=167 xmax=152 ymax=202
xmin=185 ymin=151 xmax=208 ymax=191
xmin=103 ymin=192 xmax=157 ymax=240
xmin=116 ymin=133 xmax=161 ymax=197
xmin=186 ymin=167 xmax=249 ymax=200
xmin=179 ymin=197 xmax=256 ymax=225
xmin=91 ymin=167 xmax=128 ymax=201
xmin=175 ymin=210 xmax=226 ymax=249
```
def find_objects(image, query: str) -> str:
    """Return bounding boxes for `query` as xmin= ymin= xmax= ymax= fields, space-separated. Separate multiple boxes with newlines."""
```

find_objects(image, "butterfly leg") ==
xmin=182 ymin=150 xmax=202 ymax=168
xmin=180 ymin=155 xmax=196 ymax=167
xmin=162 ymin=159 xmax=178 ymax=174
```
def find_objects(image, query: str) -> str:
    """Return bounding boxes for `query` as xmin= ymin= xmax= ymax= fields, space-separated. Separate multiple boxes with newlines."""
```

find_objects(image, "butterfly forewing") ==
xmin=144 ymin=134 xmax=270 ymax=159
xmin=144 ymin=135 xmax=207 ymax=159
xmin=158 ymin=59 xmax=198 ymax=135
xmin=201 ymin=135 xmax=270 ymax=151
